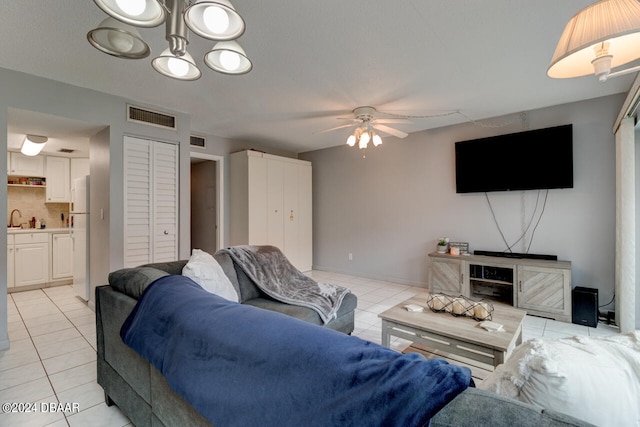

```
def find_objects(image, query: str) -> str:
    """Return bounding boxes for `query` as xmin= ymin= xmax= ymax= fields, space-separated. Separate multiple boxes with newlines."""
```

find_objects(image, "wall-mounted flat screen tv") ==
xmin=455 ymin=124 xmax=573 ymax=193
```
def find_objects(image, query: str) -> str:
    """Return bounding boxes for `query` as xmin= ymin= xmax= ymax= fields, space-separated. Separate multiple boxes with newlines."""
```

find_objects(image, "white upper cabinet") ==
xmin=8 ymin=152 xmax=45 ymax=177
xmin=70 ymin=158 xmax=90 ymax=182
xmin=45 ymin=156 xmax=71 ymax=203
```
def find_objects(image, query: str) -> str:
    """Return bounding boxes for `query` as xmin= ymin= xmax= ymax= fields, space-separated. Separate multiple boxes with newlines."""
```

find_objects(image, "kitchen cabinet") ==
xmin=123 ymin=136 xmax=178 ymax=267
xmin=45 ymin=156 xmax=71 ymax=203
xmin=8 ymin=152 xmax=45 ymax=177
xmin=14 ymin=233 xmax=50 ymax=287
xmin=51 ymin=232 xmax=73 ymax=280
xmin=230 ymin=150 xmax=312 ymax=272
xmin=7 ymin=235 xmax=14 ymax=288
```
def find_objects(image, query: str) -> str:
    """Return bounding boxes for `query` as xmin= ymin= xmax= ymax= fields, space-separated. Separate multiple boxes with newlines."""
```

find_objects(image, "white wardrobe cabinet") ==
xmin=230 ymin=150 xmax=312 ymax=272
xmin=123 ymin=136 xmax=179 ymax=268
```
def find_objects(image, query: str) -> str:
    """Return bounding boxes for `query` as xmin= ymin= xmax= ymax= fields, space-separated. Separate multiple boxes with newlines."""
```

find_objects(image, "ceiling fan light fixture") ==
xmin=152 ymin=48 xmax=202 ymax=80
xmin=548 ymin=0 xmax=640 ymax=80
xmin=92 ymin=0 xmax=165 ymax=27
xmin=204 ymin=41 xmax=252 ymax=74
xmin=185 ymin=0 xmax=245 ymax=40
xmin=346 ymin=134 xmax=356 ymax=147
xmin=87 ymin=17 xmax=151 ymax=59
xmin=372 ymin=132 xmax=382 ymax=147
xmin=358 ymin=131 xmax=370 ymax=149
xmin=21 ymin=135 xmax=48 ymax=156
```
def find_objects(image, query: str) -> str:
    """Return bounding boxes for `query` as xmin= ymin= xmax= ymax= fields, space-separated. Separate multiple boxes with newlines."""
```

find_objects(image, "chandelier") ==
xmin=87 ymin=0 xmax=252 ymax=80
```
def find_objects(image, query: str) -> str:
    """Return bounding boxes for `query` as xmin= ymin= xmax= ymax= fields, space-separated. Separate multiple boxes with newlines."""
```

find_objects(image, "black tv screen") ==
xmin=455 ymin=124 xmax=573 ymax=193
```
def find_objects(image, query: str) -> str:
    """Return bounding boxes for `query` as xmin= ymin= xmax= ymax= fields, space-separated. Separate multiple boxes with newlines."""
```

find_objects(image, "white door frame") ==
xmin=190 ymin=152 xmax=225 ymax=249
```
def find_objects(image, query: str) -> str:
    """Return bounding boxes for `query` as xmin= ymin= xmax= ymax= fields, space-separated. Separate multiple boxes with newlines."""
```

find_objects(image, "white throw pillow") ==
xmin=480 ymin=332 xmax=640 ymax=426
xmin=182 ymin=249 xmax=239 ymax=302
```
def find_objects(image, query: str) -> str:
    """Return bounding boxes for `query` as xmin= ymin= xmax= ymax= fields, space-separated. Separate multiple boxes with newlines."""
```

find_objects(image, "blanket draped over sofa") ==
xmin=221 ymin=245 xmax=349 ymax=323
xmin=121 ymin=275 xmax=472 ymax=427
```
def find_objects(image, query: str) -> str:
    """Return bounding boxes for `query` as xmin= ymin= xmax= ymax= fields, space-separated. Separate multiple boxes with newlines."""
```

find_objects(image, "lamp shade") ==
xmin=21 ymin=135 xmax=47 ymax=156
xmin=152 ymin=48 xmax=202 ymax=80
xmin=548 ymin=0 xmax=640 ymax=78
xmin=204 ymin=41 xmax=252 ymax=74
xmin=184 ymin=0 xmax=246 ymax=40
xmin=92 ymin=0 xmax=165 ymax=27
xmin=87 ymin=17 xmax=151 ymax=59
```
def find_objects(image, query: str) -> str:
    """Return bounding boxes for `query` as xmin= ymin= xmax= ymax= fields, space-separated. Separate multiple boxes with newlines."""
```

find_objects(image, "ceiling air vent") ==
xmin=127 ymin=104 xmax=177 ymax=129
xmin=190 ymin=135 xmax=206 ymax=149
xmin=58 ymin=148 xmax=75 ymax=154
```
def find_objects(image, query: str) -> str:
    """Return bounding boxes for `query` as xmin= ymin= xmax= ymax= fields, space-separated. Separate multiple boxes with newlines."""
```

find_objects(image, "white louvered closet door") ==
xmin=123 ymin=136 xmax=178 ymax=267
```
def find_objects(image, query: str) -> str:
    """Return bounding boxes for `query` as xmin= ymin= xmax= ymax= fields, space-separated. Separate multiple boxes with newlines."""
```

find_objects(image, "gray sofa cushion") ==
xmin=244 ymin=292 xmax=357 ymax=328
xmin=139 ymin=260 xmax=187 ymax=275
xmin=141 ymin=254 xmax=243 ymax=301
xmin=232 ymin=262 xmax=262 ymax=302
xmin=211 ymin=252 xmax=242 ymax=300
xmin=430 ymin=387 xmax=594 ymax=427
xmin=108 ymin=267 xmax=169 ymax=300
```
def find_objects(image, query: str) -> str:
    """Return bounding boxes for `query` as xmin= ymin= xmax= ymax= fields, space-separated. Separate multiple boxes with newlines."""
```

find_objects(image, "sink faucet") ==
xmin=9 ymin=209 xmax=22 ymax=227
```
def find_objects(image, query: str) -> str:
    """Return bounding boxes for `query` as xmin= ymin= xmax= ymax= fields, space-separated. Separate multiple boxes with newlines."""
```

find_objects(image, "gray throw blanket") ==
xmin=220 ymin=245 xmax=350 ymax=323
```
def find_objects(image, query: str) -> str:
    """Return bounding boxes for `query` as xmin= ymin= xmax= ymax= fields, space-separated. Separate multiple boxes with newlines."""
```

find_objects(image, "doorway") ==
xmin=190 ymin=153 xmax=224 ymax=253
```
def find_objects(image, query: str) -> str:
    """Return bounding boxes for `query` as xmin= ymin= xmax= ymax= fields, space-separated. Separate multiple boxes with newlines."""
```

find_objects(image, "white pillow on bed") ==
xmin=182 ymin=249 xmax=239 ymax=302
xmin=479 ymin=332 xmax=640 ymax=426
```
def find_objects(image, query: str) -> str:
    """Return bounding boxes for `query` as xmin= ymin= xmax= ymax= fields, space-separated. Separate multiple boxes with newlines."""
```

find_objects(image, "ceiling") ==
xmin=1 ymin=1 xmax=636 ymax=155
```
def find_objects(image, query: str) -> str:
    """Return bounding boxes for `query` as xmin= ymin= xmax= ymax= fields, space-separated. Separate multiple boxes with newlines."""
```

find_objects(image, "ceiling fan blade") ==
xmin=372 ymin=124 xmax=408 ymax=138
xmin=315 ymin=123 xmax=355 ymax=134
xmin=372 ymin=118 xmax=412 ymax=124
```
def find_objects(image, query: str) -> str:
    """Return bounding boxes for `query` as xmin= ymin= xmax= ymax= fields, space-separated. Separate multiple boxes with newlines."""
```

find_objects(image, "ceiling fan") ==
xmin=319 ymin=106 xmax=410 ymax=149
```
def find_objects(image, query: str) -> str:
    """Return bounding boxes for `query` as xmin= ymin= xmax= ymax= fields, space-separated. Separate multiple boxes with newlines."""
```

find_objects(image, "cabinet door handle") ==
xmin=163 ymin=230 xmax=169 ymax=235
xmin=519 ymin=280 xmax=522 ymax=292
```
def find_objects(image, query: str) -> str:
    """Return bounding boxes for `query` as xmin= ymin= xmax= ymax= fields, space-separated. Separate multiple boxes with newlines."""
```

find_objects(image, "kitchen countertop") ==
xmin=7 ymin=227 xmax=71 ymax=234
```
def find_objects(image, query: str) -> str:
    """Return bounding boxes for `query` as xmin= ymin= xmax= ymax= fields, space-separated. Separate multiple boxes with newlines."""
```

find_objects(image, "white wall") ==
xmin=300 ymin=94 xmax=625 ymax=314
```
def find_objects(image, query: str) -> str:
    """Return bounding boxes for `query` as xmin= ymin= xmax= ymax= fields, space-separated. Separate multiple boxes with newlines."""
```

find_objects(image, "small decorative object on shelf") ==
xmin=436 ymin=237 xmax=449 ymax=253
xmin=448 ymin=242 xmax=470 ymax=255
xmin=426 ymin=292 xmax=494 ymax=321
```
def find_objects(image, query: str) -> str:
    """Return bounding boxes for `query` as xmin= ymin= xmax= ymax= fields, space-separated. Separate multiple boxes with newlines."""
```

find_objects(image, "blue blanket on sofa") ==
xmin=121 ymin=275 xmax=472 ymax=427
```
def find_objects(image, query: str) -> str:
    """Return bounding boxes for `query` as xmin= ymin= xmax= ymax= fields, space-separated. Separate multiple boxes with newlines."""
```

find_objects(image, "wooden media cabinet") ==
xmin=428 ymin=252 xmax=572 ymax=322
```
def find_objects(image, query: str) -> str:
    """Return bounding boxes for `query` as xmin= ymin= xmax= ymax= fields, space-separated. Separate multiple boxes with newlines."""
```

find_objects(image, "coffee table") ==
xmin=379 ymin=293 xmax=527 ymax=368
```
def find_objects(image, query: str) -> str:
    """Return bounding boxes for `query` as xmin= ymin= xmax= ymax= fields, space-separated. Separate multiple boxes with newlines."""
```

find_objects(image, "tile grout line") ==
xmin=41 ymin=287 xmax=101 ymax=424
xmin=9 ymin=290 xmax=70 ymax=426
xmin=15 ymin=287 xmax=98 ymax=426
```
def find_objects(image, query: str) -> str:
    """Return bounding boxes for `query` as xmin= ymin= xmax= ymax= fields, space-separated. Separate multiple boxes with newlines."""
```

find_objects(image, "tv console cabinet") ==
xmin=428 ymin=252 xmax=572 ymax=322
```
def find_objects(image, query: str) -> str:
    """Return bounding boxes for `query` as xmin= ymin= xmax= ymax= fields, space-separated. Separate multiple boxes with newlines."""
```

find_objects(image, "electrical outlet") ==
xmin=348 ymin=253 xmax=353 ymax=261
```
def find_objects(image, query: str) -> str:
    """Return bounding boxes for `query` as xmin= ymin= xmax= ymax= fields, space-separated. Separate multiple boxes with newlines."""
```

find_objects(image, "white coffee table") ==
xmin=379 ymin=293 xmax=527 ymax=368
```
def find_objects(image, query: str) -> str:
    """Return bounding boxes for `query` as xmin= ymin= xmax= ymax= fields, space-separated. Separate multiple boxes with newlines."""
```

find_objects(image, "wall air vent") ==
xmin=190 ymin=135 xmax=206 ymax=149
xmin=127 ymin=104 xmax=177 ymax=129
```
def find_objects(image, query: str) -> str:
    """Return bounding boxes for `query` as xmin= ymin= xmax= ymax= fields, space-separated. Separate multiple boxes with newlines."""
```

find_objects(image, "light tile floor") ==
xmin=2 ymin=271 xmax=620 ymax=426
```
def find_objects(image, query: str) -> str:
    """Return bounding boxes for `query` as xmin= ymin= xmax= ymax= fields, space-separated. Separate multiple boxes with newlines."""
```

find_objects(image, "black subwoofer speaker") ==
xmin=572 ymin=287 xmax=598 ymax=328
